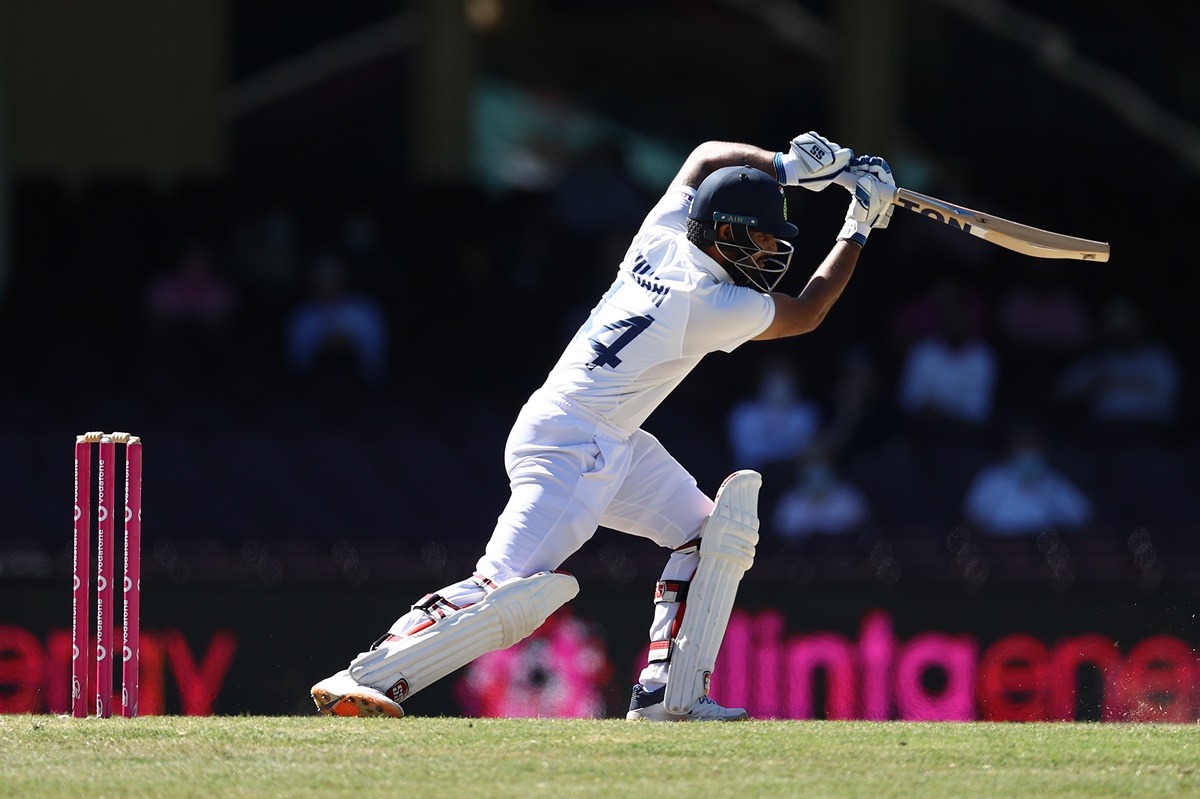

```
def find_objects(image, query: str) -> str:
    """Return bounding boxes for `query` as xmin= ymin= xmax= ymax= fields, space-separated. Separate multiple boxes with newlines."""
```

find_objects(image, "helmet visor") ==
xmin=715 ymin=238 xmax=795 ymax=293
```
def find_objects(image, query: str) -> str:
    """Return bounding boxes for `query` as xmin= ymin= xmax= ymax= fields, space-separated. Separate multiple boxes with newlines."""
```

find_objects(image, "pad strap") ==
xmin=472 ymin=573 xmax=499 ymax=591
xmin=648 ymin=640 xmax=674 ymax=664
xmin=654 ymin=579 xmax=690 ymax=604
xmin=412 ymin=593 xmax=461 ymax=620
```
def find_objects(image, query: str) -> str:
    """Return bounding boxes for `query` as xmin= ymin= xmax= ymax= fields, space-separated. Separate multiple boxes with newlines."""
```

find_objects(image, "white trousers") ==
xmin=478 ymin=392 xmax=712 ymax=579
xmin=391 ymin=391 xmax=712 ymax=689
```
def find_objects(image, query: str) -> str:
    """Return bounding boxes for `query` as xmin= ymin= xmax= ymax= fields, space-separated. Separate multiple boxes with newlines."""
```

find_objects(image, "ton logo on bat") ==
xmin=896 ymin=196 xmax=974 ymax=233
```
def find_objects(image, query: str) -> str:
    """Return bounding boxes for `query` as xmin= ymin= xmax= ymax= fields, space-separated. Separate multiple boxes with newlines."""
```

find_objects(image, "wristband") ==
xmin=774 ymin=151 xmax=799 ymax=185
xmin=837 ymin=218 xmax=870 ymax=248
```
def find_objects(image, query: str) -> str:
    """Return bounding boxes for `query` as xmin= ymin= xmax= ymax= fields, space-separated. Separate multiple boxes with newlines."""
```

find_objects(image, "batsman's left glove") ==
xmin=776 ymin=131 xmax=854 ymax=191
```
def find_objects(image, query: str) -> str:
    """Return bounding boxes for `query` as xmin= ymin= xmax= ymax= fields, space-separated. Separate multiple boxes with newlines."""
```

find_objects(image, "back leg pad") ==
xmin=663 ymin=470 xmax=761 ymax=715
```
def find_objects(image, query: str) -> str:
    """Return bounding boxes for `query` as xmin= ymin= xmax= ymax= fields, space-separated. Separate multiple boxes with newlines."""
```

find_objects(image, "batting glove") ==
xmin=775 ymin=131 xmax=854 ymax=191
xmin=837 ymin=157 xmax=897 ymax=247
xmin=846 ymin=155 xmax=895 ymax=201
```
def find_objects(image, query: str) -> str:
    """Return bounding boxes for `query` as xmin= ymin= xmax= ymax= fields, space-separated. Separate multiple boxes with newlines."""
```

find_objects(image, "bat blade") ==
xmin=830 ymin=171 xmax=1109 ymax=262
xmin=894 ymin=187 xmax=1110 ymax=262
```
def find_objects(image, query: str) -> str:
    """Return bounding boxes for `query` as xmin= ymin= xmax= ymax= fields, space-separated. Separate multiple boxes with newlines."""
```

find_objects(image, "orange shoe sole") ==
xmin=311 ymin=687 xmax=405 ymax=718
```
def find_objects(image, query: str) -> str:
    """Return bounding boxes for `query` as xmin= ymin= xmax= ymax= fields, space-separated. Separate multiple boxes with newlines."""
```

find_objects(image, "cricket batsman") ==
xmin=311 ymin=131 xmax=896 ymax=720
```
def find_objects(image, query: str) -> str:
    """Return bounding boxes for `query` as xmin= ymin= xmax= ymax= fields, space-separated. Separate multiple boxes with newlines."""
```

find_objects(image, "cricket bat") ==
xmin=835 ymin=172 xmax=1110 ymax=262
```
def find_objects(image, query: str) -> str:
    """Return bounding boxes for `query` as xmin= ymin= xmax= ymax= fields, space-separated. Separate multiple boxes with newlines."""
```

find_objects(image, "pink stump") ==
xmin=122 ymin=439 xmax=142 ymax=718
xmin=95 ymin=437 xmax=116 ymax=718
xmin=72 ymin=438 xmax=91 ymax=719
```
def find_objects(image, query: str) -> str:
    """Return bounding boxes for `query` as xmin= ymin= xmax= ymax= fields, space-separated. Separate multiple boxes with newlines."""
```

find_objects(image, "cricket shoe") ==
xmin=625 ymin=684 xmax=748 ymax=722
xmin=311 ymin=669 xmax=404 ymax=718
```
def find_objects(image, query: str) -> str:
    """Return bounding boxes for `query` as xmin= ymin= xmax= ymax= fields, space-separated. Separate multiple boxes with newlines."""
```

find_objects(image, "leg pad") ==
xmin=663 ymin=470 xmax=760 ymax=714
xmin=348 ymin=570 xmax=579 ymax=702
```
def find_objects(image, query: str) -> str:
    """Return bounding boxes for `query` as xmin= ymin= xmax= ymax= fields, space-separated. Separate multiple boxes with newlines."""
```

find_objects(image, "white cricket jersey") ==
xmin=537 ymin=185 xmax=776 ymax=432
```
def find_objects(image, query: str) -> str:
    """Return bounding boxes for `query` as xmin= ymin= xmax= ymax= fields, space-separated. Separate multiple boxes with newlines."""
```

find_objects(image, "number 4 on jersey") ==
xmin=587 ymin=314 xmax=654 ymax=370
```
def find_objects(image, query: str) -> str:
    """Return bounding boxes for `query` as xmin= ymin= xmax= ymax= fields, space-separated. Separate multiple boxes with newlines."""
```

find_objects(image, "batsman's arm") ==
xmin=669 ymin=141 xmax=782 ymax=190
xmin=669 ymin=132 xmax=854 ymax=192
xmin=753 ymin=241 xmax=862 ymax=340
xmin=754 ymin=165 xmax=895 ymax=340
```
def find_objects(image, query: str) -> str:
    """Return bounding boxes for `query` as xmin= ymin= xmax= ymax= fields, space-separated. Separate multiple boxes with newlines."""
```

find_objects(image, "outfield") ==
xmin=2 ymin=716 xmax=1196 ymax=798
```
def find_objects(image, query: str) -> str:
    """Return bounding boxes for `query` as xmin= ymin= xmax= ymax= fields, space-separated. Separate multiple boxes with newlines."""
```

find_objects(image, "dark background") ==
xmin=1 ymin=0 xmax=1198 ymax=716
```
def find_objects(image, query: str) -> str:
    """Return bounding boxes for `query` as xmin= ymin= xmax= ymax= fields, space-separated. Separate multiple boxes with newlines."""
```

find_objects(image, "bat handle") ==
xmin=832 ymin=168 xmax=905 ymax=207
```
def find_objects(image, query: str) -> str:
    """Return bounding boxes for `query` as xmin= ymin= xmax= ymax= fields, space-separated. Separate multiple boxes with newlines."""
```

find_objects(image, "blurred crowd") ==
xmin=1 ymin=152 xmax=1196 ymax=593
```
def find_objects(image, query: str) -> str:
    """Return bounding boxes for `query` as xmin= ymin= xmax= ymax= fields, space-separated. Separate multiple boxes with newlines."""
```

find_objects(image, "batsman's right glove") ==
xmin=837 ymin=155 xmax=897 ymax=247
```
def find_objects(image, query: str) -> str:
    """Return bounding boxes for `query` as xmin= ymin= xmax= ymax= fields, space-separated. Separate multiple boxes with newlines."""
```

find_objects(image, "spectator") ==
xmin=897 ymin=281 xmax=998 ymax=440
xmin=727 ymin=356 xmax=821 ymax=472
xmin=285 ymin=253 xmax=389 ymax=388
xmin=962 ymin=419 xmax=1092 ymax=536
xmin=770 ymin=446 xmax=870 ymax=544
xmin=1056 ymin=297 xmax=1180 ymax=438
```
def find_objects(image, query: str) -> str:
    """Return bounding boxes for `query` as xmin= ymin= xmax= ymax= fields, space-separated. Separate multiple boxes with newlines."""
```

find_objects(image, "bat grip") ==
xmin=833 ymin=168 xmax=905 ymax=208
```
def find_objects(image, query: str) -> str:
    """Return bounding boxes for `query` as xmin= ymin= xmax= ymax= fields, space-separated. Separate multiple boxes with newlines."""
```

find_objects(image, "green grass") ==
xmin=2 ymin=716 xmax=1197 ymax=798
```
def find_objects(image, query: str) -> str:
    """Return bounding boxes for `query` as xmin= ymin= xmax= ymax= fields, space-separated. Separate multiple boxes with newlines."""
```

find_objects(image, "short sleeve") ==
xmin=637 ymin=186 xmax=695 ymax=235
xmin=684 ymin=282 xmax=775 ymax=355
